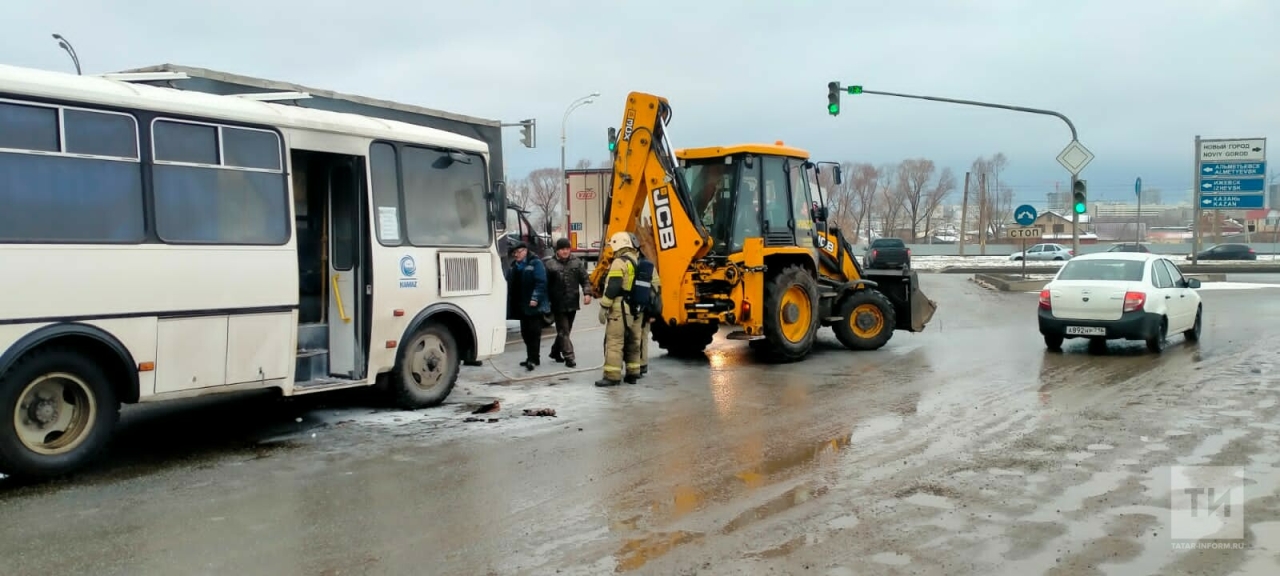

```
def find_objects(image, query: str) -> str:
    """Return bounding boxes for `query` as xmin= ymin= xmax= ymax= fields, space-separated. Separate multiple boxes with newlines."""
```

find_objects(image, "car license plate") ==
xmin=1066 ymin=326 xmax=1105 ymax=336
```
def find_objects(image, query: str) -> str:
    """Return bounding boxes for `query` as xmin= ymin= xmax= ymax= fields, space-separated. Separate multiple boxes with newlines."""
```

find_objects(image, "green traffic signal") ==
xmin=1073 ymin=201 xmax=1086 ymax=214
xmin=827 ymin=81 xmax=840 ymax=116
xmin=828 ymin=102 xmax=839 ymax=115
xmin=847 ymin=85 xmax=863 ymax=94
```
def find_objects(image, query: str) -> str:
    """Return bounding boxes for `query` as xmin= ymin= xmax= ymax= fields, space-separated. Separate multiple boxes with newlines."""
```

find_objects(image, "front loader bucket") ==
xmin=908 ymin=277 xmax=938 ymax=332
xmin=865 ymin=269 xmax=937 ymax=333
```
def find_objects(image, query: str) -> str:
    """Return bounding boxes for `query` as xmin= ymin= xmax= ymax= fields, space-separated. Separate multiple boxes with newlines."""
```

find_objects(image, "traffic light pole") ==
xmin=1070 ymin=175 xmax=1080 ymax=255
xmin=830 ymin=85 xmax=1082 ymax=251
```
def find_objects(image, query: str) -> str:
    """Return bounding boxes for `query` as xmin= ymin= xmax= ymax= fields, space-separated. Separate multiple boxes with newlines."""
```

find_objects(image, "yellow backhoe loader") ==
xmin=589 ymin=92 xmax=936 ymax=361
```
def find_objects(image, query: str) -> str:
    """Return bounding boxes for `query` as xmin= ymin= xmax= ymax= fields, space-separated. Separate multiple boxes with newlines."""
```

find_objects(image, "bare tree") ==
xmin=851 ymin=163 xmax=879 ymax=242
xmin=878 ymin=162 xmax=907 ymax=238
xmin=526 ymin=167 xmax=562 ymax=234
xmin=921 ymin=167 xmax=957 ymax=243
xmin=897 ymin=158 xmax=937 ymax=241
xmin=506 ymin=177 xmax=533 ymax=211
xmin=814 ymin=161 xmax=857 ymax=236
xmin=597 ymin=158 xmax=612 ymax=169
xmin=875 ymin=163 xmax=906 ymax=236
xmin=574 ymin=158 xmax=592 ymax=170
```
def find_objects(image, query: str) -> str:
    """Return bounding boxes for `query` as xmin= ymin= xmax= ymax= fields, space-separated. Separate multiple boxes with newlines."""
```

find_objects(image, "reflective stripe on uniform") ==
xmin=634 ymin=280 xmax=651 ymax=288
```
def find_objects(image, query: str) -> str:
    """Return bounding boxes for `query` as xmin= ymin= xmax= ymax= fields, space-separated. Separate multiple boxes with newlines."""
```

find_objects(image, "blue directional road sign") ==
xmin=1197 ymin=137 xmax=1267 ymax=211
xmin=1200 ymin=178 xmax=1266 ymax=193
xmin=1013 ymin=204 xmax=1038 ymax=226
xmin=1135 ymin=177 xmax=1142 ymax=197
xmin=1201 ymin=195 xmax=1266 ymax=209
xmin=1201 ymin=162 xmax=1266 ymax=177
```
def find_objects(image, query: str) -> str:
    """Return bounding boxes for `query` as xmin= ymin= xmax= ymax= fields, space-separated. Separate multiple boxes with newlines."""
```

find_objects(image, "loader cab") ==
xmin=677 ymin=143 xmax=818 ymax=257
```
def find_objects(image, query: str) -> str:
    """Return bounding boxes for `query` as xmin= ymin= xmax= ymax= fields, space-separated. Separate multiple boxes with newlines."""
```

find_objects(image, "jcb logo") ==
xmin=652 ymin=186 xmax=677 ymax=250
xmin=819 ymin=235 xmax=837 ymax=255
xmin=623 ymin=110 xmax=636 ymax=141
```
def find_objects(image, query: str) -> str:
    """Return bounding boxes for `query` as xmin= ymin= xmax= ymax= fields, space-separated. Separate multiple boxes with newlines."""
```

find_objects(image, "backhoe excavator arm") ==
xmin=589 ymin=93 xmax=712 ymax=324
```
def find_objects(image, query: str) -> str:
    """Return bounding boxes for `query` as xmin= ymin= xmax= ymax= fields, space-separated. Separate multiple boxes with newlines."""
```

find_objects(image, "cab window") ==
xmin=760 ymin=156 xmax=791 ymax=240
xmin=787 ymin=159 xmax=815 ymax=243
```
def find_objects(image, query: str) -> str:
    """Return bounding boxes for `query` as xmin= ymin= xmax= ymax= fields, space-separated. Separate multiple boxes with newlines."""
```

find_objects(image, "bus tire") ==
xmin=390 ymin=323 xmax=460 ymax=409
xmin=0 ymin=346 xmax=120 ymax=479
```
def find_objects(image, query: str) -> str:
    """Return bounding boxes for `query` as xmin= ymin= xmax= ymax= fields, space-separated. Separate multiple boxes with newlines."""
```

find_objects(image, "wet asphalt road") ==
xmin=4 ymin=275 xmax=1280 ymax=575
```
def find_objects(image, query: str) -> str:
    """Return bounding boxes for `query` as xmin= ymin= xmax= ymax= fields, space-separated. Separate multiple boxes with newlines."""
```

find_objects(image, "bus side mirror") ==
xmin=492 ymin=180 xmax=508 ymax=233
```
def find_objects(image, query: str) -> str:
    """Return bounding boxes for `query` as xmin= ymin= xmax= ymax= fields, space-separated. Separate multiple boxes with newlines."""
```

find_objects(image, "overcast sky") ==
xmin=6 ymin=0 xmax=1279 ymax=207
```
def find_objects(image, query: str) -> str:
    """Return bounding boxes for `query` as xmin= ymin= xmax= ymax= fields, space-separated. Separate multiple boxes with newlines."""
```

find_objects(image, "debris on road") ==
xmin=472 ymin=401 xmax=500 ymax=414
xmin=463 ymin=417 xmax=501 ymax=423
xmin=522 ymin=408 xmax=557 ymax=417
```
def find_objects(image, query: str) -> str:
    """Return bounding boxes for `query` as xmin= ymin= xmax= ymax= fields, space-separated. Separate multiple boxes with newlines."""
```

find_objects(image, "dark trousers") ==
xmin=519 ymin=316 xmax=543 ymax=363
xmin=550 ymin=311 xmax=577 ymax=361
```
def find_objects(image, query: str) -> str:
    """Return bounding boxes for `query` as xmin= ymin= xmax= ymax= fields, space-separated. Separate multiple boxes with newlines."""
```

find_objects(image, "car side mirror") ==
xmin=1186 ymin=278 xmax=1201 ymax=289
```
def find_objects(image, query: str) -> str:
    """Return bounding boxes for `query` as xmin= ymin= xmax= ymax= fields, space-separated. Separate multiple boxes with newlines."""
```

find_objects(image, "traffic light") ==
xmin=827 ymin=81 xmax=840 ymax=116
xmin=519 ymin=119 xmax=536 ymax=148
xmin=1072 ymin=179 xmax=1087 ymax=214
xmin=607 ymin=127 xmax=617 ymax=152
xmin=847 ymin=85 xmax=863 ymax=94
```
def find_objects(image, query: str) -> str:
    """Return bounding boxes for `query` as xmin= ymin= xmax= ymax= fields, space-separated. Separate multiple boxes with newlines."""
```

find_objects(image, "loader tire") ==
xmin=652 ymin=323 xmax=717 ymax=359
xmin=757 ymin=264 xmax=821 ymax=363
xmin=833 ymin=289 xmax=896 ymax=351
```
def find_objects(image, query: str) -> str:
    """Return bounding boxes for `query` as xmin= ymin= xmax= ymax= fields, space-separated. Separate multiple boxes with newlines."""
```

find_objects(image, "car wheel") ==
xmin=1054 ymin=256 xmax=1065 ymax=261
xmin=1146 ymin=318 xmax=1168 ymax=353
xmin=1043 ymin=334 xmax=1063 ymax=351
xmin=1012 ymin=256 xmax=1022 ymax=261
xmin=1184 ymin=306 xmax=1202 ymax=343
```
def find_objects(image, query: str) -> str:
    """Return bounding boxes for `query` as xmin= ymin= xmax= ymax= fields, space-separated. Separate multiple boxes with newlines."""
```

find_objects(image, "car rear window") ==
xmin=1057 ymin=259 xmax=1145 ymax=281
xmin=872 ymin=239 xmax=904 ymax=247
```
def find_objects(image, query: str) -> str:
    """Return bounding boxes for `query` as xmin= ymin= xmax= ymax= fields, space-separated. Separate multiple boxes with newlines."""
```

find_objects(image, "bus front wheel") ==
xmin=0 ymin=347 xmax=120 ymax=479
xmin=390 ymin=323 xmax=460 ymax=409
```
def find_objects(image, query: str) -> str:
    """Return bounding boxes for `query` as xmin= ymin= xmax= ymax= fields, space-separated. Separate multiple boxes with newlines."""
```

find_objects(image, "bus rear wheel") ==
xmin=390 ymin=323 xmax=460 ymax=409
xmin=0 ymin=347 xmax=120 ymax=479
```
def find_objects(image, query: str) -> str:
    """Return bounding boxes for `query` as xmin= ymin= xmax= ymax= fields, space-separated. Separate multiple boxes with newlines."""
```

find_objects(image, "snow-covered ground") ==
xmin=909 ymin=254 xmax=1280 ymax=271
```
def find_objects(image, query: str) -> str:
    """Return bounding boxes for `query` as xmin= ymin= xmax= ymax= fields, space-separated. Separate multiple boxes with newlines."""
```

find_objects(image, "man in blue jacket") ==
xmin=506 ymin=243 xmax=550 ymax=371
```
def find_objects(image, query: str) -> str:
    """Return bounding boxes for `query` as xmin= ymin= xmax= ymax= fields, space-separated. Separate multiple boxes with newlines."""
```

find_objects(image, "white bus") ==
xmin=0 ymin=64 xmax=510 ymax=479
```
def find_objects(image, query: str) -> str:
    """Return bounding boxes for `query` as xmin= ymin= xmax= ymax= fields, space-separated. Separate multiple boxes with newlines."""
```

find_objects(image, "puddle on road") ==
xmin=613 ymin=530 xmax=704 ymax=572
xmin=605 ymin=430 xmax=854 ymax=571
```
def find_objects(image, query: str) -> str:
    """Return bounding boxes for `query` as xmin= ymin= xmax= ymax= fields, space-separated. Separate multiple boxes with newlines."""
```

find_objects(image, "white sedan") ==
xmin=1010 ymin=243 xmax=1074 ymax=261
xmin=1037 ymin=252 xmax=1202 ymax=353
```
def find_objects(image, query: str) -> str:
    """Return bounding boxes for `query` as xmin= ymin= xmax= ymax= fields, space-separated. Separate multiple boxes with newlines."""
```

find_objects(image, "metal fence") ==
xmin=898 ymin=242 xmax=1279 ymax=257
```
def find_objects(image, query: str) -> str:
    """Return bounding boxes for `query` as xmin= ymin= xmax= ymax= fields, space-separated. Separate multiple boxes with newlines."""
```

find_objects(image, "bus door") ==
xmin=327 ymin=158 xmax=367 ymax=380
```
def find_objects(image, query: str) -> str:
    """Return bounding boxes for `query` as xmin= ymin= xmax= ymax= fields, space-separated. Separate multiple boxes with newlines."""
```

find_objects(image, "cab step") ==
xmin=293 ymin=376 xmax=364 ymax=394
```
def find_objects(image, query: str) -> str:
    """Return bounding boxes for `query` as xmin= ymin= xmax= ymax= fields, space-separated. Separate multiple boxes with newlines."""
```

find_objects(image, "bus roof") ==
xmin=118 ymin=63 xmax=502 ymax=128
xmin=0 ymin=63 xmax=488 ymax=155
xmin=676 ymin=142 xmax=810 ymax=161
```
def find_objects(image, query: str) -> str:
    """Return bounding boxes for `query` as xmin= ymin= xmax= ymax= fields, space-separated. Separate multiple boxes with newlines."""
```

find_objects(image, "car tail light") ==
xmin=872 ymin=249 xmax=879 ymax=258
xmin=1123 ymin=291 xmax=1146 ymax=313
xmin=1249 ymin=248 xmax=1256 ymax=254
xmin=1067 ymin=249 xmax=1074 ymax=256
xmin=906 ymin=248 xmax=911 ymax=255
xmin=1038 ymin=289 xmax=1051 ymax=310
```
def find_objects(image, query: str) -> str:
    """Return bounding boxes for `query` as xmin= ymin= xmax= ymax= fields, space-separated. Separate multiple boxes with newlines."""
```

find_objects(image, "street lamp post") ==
xmin=51 ymin=33 xmax=81 ymax=75
xmin=560 ymin=92 xmax=600 ymax=234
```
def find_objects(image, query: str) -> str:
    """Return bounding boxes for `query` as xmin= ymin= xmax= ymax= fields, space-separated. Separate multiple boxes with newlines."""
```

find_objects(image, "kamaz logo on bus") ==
xmin=652 ymin=186 xmax=677 ymax=250
xmin=622 ymin=110 xmax=636 ymax=141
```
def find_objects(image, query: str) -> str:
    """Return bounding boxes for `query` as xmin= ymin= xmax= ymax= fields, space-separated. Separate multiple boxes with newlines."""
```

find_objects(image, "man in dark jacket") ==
xmin=506 ymin=243 xmax=550 ymax=370
xmin=543 ymin=238 xmax=592 ymax=367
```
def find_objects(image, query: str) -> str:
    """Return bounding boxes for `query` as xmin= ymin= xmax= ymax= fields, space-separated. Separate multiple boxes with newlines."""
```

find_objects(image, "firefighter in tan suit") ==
xmin=595 ymin=232 xmax=645 ymax=387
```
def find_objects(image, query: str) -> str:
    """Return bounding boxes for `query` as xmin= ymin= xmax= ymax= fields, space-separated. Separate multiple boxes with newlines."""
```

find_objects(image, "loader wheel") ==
xmin=758 ymin=264 xmax=820 ymax=362
xmin=652 ymin=323 xmax=717 ymax=359
xmin=833 ymin=289 xmax=896 ymax=351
